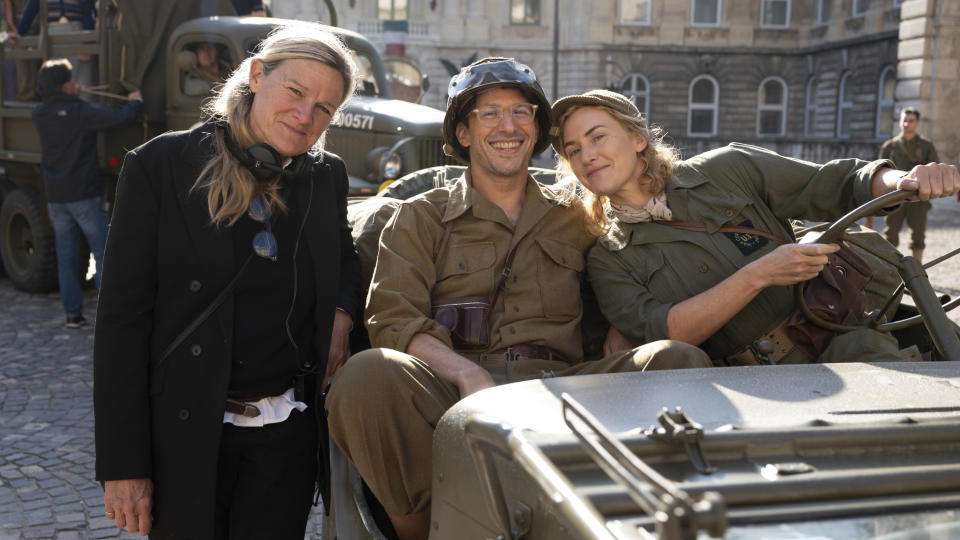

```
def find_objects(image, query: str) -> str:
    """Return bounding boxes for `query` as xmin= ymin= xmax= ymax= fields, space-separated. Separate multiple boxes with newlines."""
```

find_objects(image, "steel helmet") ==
xmin=442 ymin=57 xmax=552 ymax=163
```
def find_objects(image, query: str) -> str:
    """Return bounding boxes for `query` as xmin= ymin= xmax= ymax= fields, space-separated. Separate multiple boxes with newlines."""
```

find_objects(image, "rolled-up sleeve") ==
xmin=710 ymin=144 xmax=892 ymax=222
xmin=365 ymin=201 xmax=453 ymax=352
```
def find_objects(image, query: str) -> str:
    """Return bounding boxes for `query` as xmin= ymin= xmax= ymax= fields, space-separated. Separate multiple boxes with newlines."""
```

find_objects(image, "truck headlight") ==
xmin=365 ymin=147 xmax=404 ymax=181
xmin=382 ymin=151 xmax=403 ymax=179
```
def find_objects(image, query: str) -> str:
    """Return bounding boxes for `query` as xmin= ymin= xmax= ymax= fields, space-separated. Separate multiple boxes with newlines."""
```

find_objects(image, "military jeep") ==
xmin=334 ymin=169 xmax=960 ymax=540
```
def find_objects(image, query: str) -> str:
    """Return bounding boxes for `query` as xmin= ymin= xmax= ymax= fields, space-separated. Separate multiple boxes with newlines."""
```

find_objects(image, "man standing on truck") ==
xmin=326 ymin=58 xmax=711 ymax=540
xmin=33 ymin=58 xmax=141 ymax=328
xmin=880 ymin=107 xmax=940 ymax=263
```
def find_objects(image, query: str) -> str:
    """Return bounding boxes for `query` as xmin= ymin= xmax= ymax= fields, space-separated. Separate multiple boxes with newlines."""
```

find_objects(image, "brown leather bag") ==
xmin=785 ymin=242 xmax=873 ymax=357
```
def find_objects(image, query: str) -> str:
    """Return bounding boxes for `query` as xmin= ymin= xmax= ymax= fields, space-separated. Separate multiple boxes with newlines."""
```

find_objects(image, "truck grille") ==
xmin=414 ymin=137 xmax=459 ymax=170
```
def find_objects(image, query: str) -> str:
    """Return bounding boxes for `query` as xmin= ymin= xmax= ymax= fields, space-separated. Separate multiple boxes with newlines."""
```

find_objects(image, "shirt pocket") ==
xmin=686 ymin=187 xmax=753 ymax=230
xmin=536 ymin=238 xmax=584 ymax=318
xmin=618 ymin=245 xmax=688 ymax=304
xmin=436 ymin=242 xmax=497 ymax=296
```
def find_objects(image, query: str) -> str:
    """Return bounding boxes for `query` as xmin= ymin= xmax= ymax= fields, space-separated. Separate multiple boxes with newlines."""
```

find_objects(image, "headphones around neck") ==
xmin=218 ymin=122 xmax=313 ymax=183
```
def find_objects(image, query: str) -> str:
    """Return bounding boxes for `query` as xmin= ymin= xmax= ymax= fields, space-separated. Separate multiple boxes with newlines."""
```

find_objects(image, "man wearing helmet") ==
xmin=326 ymin=58 xmax=710 ymax=540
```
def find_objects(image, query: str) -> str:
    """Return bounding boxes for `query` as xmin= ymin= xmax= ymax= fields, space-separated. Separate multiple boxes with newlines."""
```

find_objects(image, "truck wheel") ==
xmin=0 ymin=189 xmax=58 ymax=292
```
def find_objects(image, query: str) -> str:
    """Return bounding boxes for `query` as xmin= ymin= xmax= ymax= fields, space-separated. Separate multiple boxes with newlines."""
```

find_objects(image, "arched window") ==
xmin=805 ymin=76 xmax=817 ymax=136
xmin=876 ymin=66 xmax=896 ymax=138
xmin=836 ymin=71 xmax=853 ymax=138
xmin=620 ymin=73 xmax=650 ymax=121
xmin=688 ymin=75 xmax=718 ymax=137
xmin=757 ymin=76 xmax=787 ymax=136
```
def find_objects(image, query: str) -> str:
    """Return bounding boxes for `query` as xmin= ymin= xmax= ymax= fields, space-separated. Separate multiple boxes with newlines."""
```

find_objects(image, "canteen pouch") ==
xmin=431 ymin=296 xmax=491 ymax=349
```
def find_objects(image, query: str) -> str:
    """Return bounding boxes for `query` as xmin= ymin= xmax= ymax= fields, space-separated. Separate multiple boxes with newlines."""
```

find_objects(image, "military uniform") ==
xmin=587 ymin=143 xmax=901 ymax=365
xmin=879 ymin=133 xmax=939 ymax=251
xmin=327 ymin=171 xmax=710 ymax=516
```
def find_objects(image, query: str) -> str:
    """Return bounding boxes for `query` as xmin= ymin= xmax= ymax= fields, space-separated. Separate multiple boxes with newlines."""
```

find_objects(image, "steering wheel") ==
xmin=793 ymin=189 xmax=960 ymax=360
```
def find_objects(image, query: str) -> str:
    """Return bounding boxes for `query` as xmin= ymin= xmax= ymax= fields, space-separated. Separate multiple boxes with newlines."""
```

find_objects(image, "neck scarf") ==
xmin=608 ymin=192 xmax=672 ymax=223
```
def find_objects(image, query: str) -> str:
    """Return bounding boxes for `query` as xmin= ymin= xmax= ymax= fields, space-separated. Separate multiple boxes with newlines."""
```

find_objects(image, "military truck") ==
xmin=0 ymin=0 xmax=453 ymax=293
xmin=333 ymin=173 xmax=960 ymax=539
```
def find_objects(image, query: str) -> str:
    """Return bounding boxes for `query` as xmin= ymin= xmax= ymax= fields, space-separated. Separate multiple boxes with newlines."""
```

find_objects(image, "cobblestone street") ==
xmin=0 ymin=198 xmax=957 ymax=539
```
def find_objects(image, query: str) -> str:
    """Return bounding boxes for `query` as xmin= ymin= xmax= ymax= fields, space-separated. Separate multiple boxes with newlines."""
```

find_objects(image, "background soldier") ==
xmin=880 ymin=107 xmax=939 ymax=262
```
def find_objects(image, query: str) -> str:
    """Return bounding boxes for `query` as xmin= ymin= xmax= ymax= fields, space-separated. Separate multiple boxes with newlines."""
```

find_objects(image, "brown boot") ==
xmin=912 ymin=249 xmax=923 ymax=263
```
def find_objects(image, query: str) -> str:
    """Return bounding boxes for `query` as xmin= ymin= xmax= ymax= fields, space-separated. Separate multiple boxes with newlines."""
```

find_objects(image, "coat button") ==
xmin=178 ymin=409 xmax=189 ymax=420
xmin=509 ymin=326 xmax=516 ymax=334
xmin=698 ymin=264 xmax=709 ymax=273
xmin=724 ymin=209 xmax=735 ymax=217
xmin=189 ymin=280 xmax=202 ymax=292
xmin=458 ymin=262 xmax=465 ymax=270
xmin=513 ymin=305 xmax=520 ymax=312
xmin=191 ymin=344 xmax=202 ymax=356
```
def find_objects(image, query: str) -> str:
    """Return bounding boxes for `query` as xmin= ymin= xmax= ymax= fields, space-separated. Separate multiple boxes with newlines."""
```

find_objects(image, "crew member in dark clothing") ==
xmin=33 ymin=58 xmax=141 ymax=328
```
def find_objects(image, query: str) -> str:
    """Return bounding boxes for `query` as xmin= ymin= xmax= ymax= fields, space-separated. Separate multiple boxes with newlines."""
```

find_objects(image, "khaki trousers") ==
xmin=884 ymin=200 xmax=931 ymax=251
xmin=325 ymin=340 xmax=711 ymax=516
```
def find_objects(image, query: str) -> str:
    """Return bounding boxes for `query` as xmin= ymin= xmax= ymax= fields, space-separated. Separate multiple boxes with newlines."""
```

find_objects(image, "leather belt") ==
xmin=723 ymin=320 xmax=797 ymax=366
xmin=225 ymin=398 xmax=261 ymax=418
xmin=490 ymin=344 xmax=556 ymax=361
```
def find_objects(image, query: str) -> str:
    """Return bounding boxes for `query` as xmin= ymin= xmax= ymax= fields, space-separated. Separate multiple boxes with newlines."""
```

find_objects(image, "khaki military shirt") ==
xmin=587 ymin=143 xmax=890 ymax=360
xmin=879 ymin=134 xmax=939 ymax=171
xmin=366 ymin=171 xmax=595 ymax=363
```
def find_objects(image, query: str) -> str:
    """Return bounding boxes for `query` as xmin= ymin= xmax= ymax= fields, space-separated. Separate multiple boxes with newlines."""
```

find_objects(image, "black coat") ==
xmin=33 ymin=93 xmax=141 ymax=203
xmin=93 ymin=122 xmax=360 ymax=538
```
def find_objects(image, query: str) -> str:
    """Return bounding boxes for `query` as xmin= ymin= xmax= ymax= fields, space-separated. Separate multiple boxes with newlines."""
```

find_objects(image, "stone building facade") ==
xmin=272 ymin=0 xmax=955 ymax=164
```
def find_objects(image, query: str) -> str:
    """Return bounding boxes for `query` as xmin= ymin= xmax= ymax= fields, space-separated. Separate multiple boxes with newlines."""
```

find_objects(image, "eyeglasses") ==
xmin=248 ymin=194 xmax=278 ymax=261
xmin=469 ymin=103 xmax=538 ymax=127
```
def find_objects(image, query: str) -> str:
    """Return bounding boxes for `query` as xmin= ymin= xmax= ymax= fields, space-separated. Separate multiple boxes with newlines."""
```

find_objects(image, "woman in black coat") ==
xmin=93 ymin=24 xmax=361 ymax=538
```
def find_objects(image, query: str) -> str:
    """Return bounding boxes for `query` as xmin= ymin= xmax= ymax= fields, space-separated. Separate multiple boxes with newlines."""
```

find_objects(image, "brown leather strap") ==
xmin=490 ymin=242 xmax=521 ymax=310
xmin=225 ymin=398 xmax=261 ymax=418
xmin=654 ymin=220 xmax=789 ymax=245
xmin=723 ymin=319 xmax=798 ymax=366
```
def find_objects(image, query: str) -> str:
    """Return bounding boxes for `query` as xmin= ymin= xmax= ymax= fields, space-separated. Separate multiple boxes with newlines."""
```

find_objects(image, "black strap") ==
xmin=490 ymin=242 xmax=521 ymax=309
xmin=157 ymin=253 xmax=254 ymax=368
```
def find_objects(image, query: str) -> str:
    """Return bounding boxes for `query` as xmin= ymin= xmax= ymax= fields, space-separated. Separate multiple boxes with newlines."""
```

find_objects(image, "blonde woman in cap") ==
xmin=553 ymin=89 xmax=960 ymax=365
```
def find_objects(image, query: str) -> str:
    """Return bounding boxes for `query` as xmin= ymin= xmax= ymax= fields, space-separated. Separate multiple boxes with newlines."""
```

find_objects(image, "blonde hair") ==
xmin=196 ymin=23 xmax=358 ymax=228
xmin=555 ymin=104 xmax=678 ymax=232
